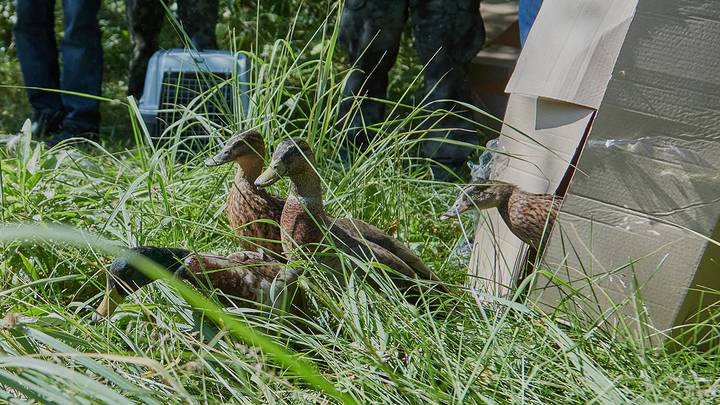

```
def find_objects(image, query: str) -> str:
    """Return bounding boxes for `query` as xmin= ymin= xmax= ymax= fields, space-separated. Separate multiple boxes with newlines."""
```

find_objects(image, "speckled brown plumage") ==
xmin=337 ymin=218 xmax=438 ymax=281
xmin=226 ymin=172 xmax=285 ymax=254
xmin=179 ymin=251 xmax=300 ymax=311
xmin=443 ymin=181 xmax=562 ymax=248
xmin=279 ymin=199 xmax=326 ymax=254
xmin=501 ymin=187 xmax=561 ymax=248
xmin=279 ymin=193 xmax=422 ymax=291
xmin=255 ymin=139 xmax=441 ymax=290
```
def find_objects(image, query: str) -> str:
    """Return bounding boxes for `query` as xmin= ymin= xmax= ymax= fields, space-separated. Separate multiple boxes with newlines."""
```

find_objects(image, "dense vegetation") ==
xmin=1 ymin=1 xmax=718 ymax=403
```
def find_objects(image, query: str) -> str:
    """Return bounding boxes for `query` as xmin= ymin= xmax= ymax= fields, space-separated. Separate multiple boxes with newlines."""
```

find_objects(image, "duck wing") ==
xmin=335 ymin=218 xmax=439 ymax=282
xmin=506 ymin=191 xmax=563 ymax=247
xmin=327 ymin=224 xmax=420 ymax=288
xmin=179 ymin=253 xmax=298 ymax=311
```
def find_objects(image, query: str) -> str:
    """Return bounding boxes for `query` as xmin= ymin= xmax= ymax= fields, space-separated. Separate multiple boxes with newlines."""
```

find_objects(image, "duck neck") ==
xmin=493 ymin=183 xmax=517 ymax=223
xmin=288 ymin=169 xmax=325 ymax=212
xmin=234 ymin=156 xmax=264 ymax=185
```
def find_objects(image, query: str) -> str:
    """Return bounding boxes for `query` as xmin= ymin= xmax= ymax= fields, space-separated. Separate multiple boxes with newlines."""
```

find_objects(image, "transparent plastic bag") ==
xmin=468 ymin=138 xmax=508 ymax=182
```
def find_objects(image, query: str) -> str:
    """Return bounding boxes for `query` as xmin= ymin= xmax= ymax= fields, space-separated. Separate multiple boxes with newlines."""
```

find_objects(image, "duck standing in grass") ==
xmin=254 ymin=138 xmax=441 ymax=291
xmin=94 ymin=246 xmax=300 ymax=320
xmin=207 ymin=130 xmax=438 ymax=281
xmin=205 ymin=130 xmax=286 ymax=255
xmin=441 ymin=181 xmax=562 ymax=248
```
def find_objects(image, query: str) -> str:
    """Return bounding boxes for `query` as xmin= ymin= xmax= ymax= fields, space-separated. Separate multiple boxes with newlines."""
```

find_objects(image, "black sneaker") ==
xmin=45 ymin=127 xmax=98 ymax=148
xmin=30 ymin=110 xmax=65 ymax=139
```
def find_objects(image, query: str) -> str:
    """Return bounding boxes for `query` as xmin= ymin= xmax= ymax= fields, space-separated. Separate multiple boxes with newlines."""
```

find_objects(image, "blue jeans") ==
xmin=519 ymin=0 xmax=543 ymax=47
xmin=14 ymin=0 xmax=103 ymax=132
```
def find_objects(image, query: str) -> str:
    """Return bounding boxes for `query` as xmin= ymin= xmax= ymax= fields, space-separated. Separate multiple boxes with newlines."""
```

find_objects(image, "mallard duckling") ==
xmin=208 ymin=130 xmax=436 ymax=280
xmin=441 ymin=181 xmax=562 ymax=248
xmin=206 ymin=129 xmax=285 ymax=255
xmin=254 ymin=139 xmax=441 ymax=289
xmin=93 ymin=246 xmax=299 ymax=320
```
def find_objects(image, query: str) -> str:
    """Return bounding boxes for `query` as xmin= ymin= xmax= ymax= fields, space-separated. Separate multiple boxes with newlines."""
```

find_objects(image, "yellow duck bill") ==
xmin=255 ymin=165 xmax=283 ymax=187
xmin=92 ymin=287 xmax=125 ymax=321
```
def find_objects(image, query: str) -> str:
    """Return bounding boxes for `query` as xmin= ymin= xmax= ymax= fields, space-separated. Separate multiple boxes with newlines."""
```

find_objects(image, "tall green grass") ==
xmin=1 ymin=2 xmax=719 ymax=404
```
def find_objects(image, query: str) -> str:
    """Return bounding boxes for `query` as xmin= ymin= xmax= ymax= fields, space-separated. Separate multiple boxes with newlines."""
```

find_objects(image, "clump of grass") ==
xmin=1 ymin=2 xmax=719 ymax=404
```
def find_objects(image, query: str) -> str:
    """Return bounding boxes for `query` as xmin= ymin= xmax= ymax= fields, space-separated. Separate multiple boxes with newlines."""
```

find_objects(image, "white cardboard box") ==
xmin=469 ymin=0 xmax=720 ymax=343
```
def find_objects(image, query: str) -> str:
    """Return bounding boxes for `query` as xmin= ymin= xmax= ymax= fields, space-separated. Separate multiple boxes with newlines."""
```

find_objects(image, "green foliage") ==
xmin=0 ymin=1 xmax=719 ymax=404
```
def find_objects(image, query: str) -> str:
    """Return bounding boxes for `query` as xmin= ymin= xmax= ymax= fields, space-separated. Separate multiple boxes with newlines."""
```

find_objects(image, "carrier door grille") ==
xmin=156 ymin=71 xmax=234 ymax=138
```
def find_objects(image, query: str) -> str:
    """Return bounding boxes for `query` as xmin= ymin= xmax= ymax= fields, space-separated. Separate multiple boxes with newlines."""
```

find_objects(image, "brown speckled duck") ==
xmin=94 ymin=246 xmax=300 ymax=320
xmin=208 ymin=130 xmax=436 ymax=280
xmin=206 ymin=130 xmax=285 ymax=255
xmin=441 ymin=181 xmax=562 ymax=248
xmin=254 ymin=139 xmax=440 ymax=289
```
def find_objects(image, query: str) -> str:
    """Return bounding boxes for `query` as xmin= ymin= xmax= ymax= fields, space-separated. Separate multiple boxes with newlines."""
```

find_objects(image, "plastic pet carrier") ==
xmin=138 ymin=49 xmax=250 ymax=147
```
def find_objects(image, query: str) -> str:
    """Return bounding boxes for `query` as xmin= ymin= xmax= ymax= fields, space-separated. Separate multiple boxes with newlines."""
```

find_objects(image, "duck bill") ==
xmin=204 ymin=150 xmax=232 ymax=167
xmin=439 ymin=208 xmax=458 ymax=221
xmin=92 ymin=287 xmax=125 ymax=321
xmin=440 ymin=201 xmax=468 ymax=220
xmin=255 ymin=165 xmax=281 ymax=187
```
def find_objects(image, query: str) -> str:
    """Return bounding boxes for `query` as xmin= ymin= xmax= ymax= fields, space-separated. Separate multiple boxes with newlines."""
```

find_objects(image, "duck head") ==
xmin=254 ymin=138 xmax=316 ymax=187
xmin=440 ymin=181 xmax=514 ymax=220
xmin=93 ymin=246 xmax=191 ymax=320
xmin=205 ymin=129 xmax=266 ymax=169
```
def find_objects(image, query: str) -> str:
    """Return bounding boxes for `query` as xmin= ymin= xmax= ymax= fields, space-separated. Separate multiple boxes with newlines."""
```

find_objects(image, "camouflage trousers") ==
xmin=127 ymin=0 xmax=218 ymax=98
xmin=339 ymin=0 xmax=485 ymax=177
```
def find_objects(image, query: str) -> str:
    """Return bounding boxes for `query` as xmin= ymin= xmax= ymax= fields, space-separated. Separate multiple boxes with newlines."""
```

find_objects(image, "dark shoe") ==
xmin=30 ymin=110 xmax=65 ymax=139
xmin=45 ymin=127 xmax=98 ymax=148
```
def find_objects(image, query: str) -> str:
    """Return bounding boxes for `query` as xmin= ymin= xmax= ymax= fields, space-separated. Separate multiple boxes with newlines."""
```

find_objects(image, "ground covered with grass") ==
xmin=1 ymin=1 xmax=720 ymax=404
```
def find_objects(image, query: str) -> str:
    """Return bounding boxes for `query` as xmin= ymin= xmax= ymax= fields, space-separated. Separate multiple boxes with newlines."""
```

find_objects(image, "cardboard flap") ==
xmin=507 ymin=0 xmax=638 ymax=108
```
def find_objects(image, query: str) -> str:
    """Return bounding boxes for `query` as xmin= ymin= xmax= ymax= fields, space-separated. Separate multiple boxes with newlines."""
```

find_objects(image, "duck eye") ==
xmin=282 ymin=149 xmax=297 ymax=163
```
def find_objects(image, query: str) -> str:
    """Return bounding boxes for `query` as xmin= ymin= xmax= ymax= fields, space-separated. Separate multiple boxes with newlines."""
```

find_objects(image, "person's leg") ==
xmin=177 ymin=0 xmax=219 ymax=50
xmin=411 ymin=0 xmax=485 ymax=181
xmin=126 ymin=0 xmax=164 ymax=99
xmin=338 ymin=0 xmax=408 ymax=151
xmin=58 ymin=0 xmax=103 ymax=134
xmin=13 ymin=0 xmax=64 ymax=137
